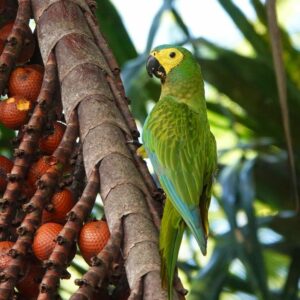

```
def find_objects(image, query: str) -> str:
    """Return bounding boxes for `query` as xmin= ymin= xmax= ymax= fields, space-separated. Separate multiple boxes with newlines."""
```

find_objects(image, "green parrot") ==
xmin=142 ymin=45 xmax=217 ymax=298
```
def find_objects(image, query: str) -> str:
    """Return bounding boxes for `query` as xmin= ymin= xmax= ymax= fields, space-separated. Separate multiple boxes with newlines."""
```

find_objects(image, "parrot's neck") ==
xmin=160 ymin=63 xmax=207 ymax=114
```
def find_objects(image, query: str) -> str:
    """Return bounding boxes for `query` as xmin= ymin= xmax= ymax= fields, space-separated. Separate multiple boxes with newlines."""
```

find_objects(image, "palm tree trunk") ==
xmin=31 ymin=0 xmax=175 ymax=299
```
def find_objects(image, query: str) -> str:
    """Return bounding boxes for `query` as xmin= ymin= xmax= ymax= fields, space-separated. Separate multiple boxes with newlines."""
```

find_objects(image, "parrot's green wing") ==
xmin=143 ymin=96 xmax=215 ymax=254
xmin=200 ymin=132 xmax=217 ymax=235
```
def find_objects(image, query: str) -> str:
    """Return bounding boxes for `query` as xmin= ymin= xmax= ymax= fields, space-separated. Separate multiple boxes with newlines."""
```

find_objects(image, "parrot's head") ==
xmin=146 ymin=45 xmax=205 ymax=109
xmin=146 ymin=45 xmax=192 ymax=83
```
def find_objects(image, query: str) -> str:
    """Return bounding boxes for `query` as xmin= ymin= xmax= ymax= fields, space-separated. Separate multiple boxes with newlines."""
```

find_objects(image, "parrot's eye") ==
xmin=169 ymin=52 xmax=176 ymax=58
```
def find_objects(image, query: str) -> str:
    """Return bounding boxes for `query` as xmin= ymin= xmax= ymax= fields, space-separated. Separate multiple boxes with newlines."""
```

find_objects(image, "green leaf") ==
xmin=95 ymin=0 xmax=138 ymax=67
xmin=197 ymin=40 xmax=300 ymax=154
xmin=189 ymin=244 xmax=235 ymax=300
xmin=250 ymin=0 xmax=267 ymax=26
xmin=170 ymin=8 xmax=190 ymax=38
xmin=268 ymin=214 xmax=300 ymax=247
xmin=282 ymin=252 xmax=300 ymax=300
xmin=218 ymin=0 xmax=269 ymax=56
xmin=238 ymin=159 xmax=270 ymax=300
xmin=254 ymin=156 xmax=295 ymax=210
xmin=224 ymin=274 xmax=253 ymax=294
xmin=0 ymin=124 xmax=15 ymax=157
xmin=145 ymin=0 xmax=173 ymax=52
xmin=218 ymin=160 xmax=241 ymax=229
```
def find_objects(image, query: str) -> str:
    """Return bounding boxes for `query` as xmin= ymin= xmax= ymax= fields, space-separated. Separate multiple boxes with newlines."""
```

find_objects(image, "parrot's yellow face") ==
xmin=146 ymin=47 xmax=184 ymax=82
xmin=150 ymin=48 xmax=184 ymax=74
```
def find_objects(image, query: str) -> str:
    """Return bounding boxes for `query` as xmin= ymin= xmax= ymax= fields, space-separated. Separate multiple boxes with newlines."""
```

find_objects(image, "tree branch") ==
xmin=0 ymin=0 xmax=31 ymax=94
xmin=0 ymin=52 xmax=57 ymax=240
xmin=0 ymin=112 xmax=78 ymax=299
xmin=37 ymin=168 xmax=99 ymax=299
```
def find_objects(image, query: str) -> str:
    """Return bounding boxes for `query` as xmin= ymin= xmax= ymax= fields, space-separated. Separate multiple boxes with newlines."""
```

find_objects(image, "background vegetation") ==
xmin=2 ymin=0 xmax=300 ymax=299
xmin=101 ymin=1 xmax=300 ymax=299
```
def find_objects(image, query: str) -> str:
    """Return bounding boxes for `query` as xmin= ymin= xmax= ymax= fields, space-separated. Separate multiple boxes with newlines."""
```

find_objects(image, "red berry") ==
xmin=0 ymin=96 xmax=32 ymax=130
xmin=27 ymin=156 xmax=56 ymax=186
xmin=39 ymin=122 xmax=66 ymax=154
xmin=32 ymin=222 xmax=63 ymax=261
xmin=79 ymin=220 xmax=110 ymax=265
xmin=17 ymin=260 xmax=44 ymax=299
xmin=42 ymin=188 xmax=75 ymax=224
xmin=8 ymin=65 xmax=44 ymax=103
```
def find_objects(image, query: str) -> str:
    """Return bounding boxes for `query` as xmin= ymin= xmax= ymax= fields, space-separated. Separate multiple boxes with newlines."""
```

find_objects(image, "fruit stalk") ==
xmin=0 ymin=0 xmax=31 ymax=94
xmin=69 ymin=144 xmax=86 ymax=200
xmin=38 ymin=168 xmax=99 ymax=299
xmin=0 ymin=53 xmax=57 ymax=240
xmin=0 ymin=112 xmax=78 ymax=299
xmin=84 ymin=10 xmax=163 ymax=216
xmin=71 ymin=225 xmax=122 ymax=300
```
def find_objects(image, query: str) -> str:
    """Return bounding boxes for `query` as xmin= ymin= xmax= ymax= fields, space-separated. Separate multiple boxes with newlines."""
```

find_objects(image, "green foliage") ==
xmin=95 ymin=0 xmax=138 ymax=67
xmin=70 ymin=0 xmax=300 ymax=299
xmin=0 ymin=124 xmax=15 ymax=157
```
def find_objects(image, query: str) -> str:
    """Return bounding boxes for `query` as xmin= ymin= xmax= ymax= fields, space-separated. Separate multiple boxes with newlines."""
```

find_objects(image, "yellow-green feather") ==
xmin=144 ymin=96 xmax=207 ymax=208
xmin=160 ymin=199 xmax=185 ymax=300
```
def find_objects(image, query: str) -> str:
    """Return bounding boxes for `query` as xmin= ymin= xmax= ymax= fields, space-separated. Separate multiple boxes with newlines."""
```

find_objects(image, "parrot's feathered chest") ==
xmin=143 ymin=97 xmax=204 ymax=167
xmin=142 ymin=96 xmax=211 ymax=207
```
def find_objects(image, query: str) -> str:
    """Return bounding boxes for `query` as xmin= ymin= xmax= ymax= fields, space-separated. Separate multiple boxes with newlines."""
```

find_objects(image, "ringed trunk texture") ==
xmin=31 ymin=1 xmax=175 ymax=299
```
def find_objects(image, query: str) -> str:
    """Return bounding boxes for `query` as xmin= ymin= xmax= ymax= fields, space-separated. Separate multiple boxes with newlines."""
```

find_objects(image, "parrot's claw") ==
xmin=126 ymin=139 xmax=142 ymax=147
xmin=136 ymin=145 xmax=148 ymax=159
xmin=153 ymin=188 xmax=166 ymax=202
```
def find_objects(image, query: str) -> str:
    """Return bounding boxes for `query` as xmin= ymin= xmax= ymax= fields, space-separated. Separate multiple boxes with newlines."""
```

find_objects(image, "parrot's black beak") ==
xmin=146 ymin=55 xmax=166 ymax=82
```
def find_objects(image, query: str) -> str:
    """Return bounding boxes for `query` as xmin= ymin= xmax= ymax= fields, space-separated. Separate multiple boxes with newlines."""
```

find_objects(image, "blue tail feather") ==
xmin=160 ymin=174 xmax=207 ymax=255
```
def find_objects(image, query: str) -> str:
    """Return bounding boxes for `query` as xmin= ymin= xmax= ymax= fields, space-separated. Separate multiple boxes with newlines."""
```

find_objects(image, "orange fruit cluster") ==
xmin=0 ymin=240 xmax=44 ymax=298
xmin=0 ymin=18 xmax=112 ymax=298
xmin=31 ymin=219 xmax=111 ymax=267
xmin=0 ymin=20 xmax=43 ymax=130
xmin=32 ymin=222 xmax=76 ymax=263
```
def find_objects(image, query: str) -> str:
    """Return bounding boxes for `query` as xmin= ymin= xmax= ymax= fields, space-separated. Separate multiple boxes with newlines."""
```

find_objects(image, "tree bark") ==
xmin=31 ymin=0 xmax=171 ymax=298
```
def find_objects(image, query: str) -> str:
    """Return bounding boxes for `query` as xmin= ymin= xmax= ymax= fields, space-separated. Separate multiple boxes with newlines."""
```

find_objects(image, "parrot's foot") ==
xmin=126 ymin=139 xmax=148 ymax=158
xmin=136 ymin=145 xmax=148 ymax=159
xmin=153 ymin=188 xmax=166 ymax=202
xmin=126 ymin=139 xmax=142 ymax=147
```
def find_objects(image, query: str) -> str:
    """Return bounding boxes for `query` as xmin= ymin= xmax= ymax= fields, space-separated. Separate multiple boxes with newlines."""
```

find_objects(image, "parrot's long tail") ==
xmin=160 ymin=199 xmax=185 ymax=300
